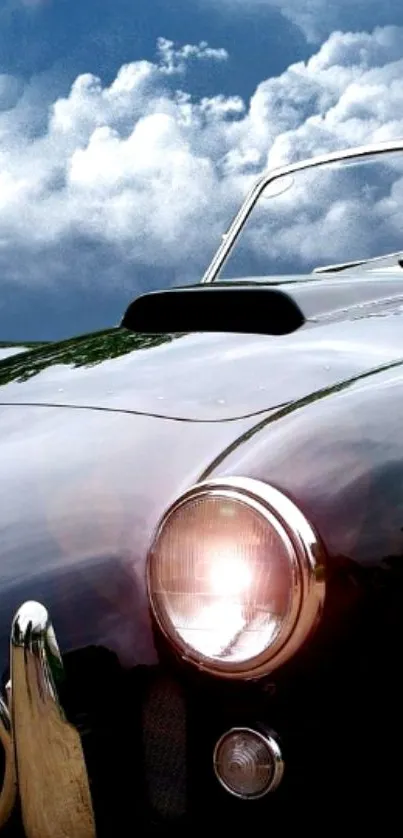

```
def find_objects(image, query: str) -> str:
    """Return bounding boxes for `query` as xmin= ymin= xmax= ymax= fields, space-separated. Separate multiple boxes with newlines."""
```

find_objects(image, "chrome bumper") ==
xmin=0 ymin=601 xmax=96 ymax=838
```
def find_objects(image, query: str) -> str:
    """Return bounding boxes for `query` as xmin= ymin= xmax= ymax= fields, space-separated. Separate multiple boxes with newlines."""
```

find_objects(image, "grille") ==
xmin=141 ymin=671 xmax=187 ymax=824
xmin=62 ymin=650 xmax=190 ymax=835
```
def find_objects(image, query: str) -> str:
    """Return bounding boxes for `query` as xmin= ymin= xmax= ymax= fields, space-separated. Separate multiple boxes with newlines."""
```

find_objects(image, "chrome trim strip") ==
xmin=312 ymin=250 xmax=403 ymax=274
xmin=201 ymin=138 xmax=403 ymax=284
xmin=148 ymin=476 xmax=326 ymax=679
xmin=11 ymin=601 xmax=96 ymax=838
xmin=0 ymin=694 xmax=17 ymax=828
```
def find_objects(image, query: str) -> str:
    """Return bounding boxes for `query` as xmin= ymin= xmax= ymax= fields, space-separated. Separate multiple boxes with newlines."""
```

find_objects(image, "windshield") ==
xmin=205 ymin=144 xmax=403 ymax=282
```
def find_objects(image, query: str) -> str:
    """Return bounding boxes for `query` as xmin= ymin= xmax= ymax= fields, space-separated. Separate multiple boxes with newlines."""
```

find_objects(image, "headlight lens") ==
xmin=148 ymin=477 xmax=325 ymax=678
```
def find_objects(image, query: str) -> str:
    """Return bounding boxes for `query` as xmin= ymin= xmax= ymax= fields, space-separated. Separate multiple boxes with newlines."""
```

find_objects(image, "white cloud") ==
xmin=1 ymin=28 xmax=403 ymax=296
xmin=206 ymin=0 xmax=399 ymax=42
xmin=156 ymin=37 xmax=228 ymax=74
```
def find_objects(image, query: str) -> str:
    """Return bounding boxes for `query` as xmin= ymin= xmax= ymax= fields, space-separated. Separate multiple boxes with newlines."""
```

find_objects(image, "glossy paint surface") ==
xmin=1 ymin=273 xmax=403 ymax=671
xmin=0 ymin=347 xmax=29 ymax=361
xmin=2 ymin=273 xmax=403 ymax=421
xmin=205 ymin=360 xmax=403 ymax=566
xmin=0 ymin=403 xmax=262 ymax=669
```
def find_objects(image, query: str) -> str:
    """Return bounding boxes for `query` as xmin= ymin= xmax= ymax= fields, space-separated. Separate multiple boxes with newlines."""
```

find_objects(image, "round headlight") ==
xmin=147 ymin=477 xmax=325 ymax=678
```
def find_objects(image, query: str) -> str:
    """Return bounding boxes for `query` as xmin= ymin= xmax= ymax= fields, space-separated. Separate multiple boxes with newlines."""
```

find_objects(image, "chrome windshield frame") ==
xmin=200 ymin=138 xmax=403 ymax=285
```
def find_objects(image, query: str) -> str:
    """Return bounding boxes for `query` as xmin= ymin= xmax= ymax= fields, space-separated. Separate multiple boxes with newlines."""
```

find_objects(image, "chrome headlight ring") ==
xmin=147 ymin=476 xmax=326 ymax=680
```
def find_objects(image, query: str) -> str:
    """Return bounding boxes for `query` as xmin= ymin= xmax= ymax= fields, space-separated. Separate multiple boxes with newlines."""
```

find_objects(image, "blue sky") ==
xmin=0 ymin=0 xmax=308 ymax=100
xmin=1 ymin=0 xmax=403 ymax=340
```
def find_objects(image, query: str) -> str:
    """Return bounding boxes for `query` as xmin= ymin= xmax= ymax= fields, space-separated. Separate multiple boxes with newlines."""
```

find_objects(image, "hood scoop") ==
xmin=121 ymin=284 xmax=305 ymax=337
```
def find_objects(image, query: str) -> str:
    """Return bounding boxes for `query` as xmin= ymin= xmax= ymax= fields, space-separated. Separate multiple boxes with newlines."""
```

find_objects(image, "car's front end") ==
xmin=2 ymin=139 xmax=403 ymax=835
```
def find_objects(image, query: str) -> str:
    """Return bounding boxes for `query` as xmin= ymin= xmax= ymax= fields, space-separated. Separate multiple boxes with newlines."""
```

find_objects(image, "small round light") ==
xmin=213 ymin=727 xmax=284 ymax=799
xmin=148 ymin=477 xmax=325 ymax=678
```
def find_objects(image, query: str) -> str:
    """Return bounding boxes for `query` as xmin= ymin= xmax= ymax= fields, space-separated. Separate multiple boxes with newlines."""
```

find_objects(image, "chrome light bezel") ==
xmin=213 ymin=726 xmax=284 ymax=798
xmin=147 ymin=476 xmax=326 ymax=679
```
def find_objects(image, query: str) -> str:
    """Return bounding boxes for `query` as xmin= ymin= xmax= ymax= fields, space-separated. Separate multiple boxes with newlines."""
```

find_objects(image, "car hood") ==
xmin=2 ymin=275 xmax=403 ymax=421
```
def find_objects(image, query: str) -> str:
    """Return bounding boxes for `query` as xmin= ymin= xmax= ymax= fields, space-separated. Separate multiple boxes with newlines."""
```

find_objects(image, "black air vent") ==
xmin=121 ymin=284 xmax=305 ymax=337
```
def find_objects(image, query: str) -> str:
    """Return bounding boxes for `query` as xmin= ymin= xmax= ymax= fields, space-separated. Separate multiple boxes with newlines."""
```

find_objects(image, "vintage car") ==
xmin=1 ymin=138 xmax=403 ymax=836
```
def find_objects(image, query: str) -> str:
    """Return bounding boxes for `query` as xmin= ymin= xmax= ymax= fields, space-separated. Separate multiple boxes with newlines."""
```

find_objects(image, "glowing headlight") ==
xmin=147 ymin=477 xmax=325 ymax=679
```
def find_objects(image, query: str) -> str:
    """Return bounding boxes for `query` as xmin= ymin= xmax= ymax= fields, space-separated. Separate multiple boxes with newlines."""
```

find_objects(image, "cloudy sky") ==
xmin=1 ymin=0 xmax=403 ymax=340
